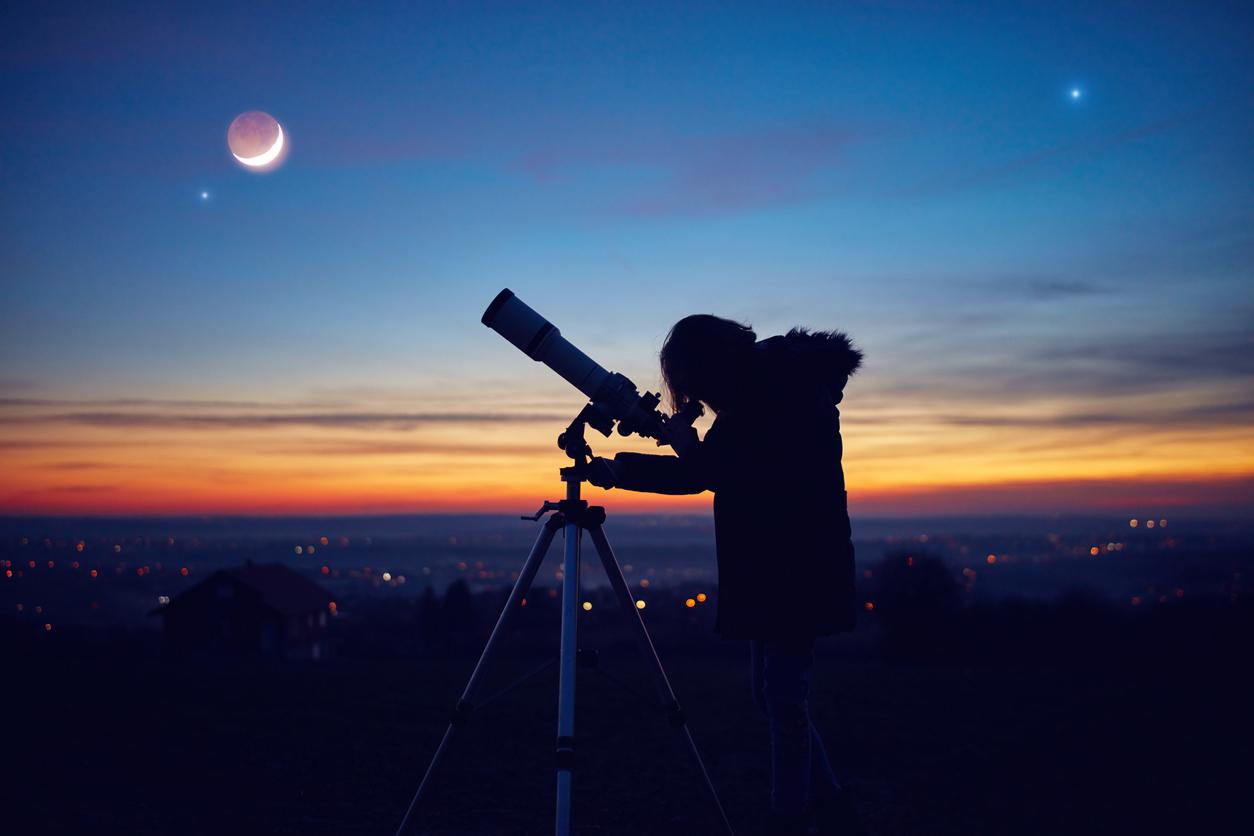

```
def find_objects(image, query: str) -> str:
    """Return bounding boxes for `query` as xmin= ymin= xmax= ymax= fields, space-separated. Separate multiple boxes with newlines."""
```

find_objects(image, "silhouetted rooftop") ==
xmin=158 ymin=562 xmax=331 ymax=617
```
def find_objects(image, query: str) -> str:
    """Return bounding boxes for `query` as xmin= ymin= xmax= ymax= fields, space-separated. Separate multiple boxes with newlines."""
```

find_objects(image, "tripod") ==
xmin=394 ymin=407 xmax=734 ymax=836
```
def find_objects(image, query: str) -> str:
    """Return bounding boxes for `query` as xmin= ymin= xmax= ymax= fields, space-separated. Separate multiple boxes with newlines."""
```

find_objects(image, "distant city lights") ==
xmin=0 ymin=513 xmax=1211 ymax=644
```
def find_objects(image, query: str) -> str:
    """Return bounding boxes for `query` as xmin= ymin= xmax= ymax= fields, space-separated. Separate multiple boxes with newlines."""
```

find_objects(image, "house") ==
xmin=153 ymin=562 xmax=334 ymax=660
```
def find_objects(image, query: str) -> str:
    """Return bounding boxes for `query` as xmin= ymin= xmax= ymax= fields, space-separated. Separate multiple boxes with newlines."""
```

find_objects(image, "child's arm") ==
xmin=605 ymin=451 xmax=709 ymax=495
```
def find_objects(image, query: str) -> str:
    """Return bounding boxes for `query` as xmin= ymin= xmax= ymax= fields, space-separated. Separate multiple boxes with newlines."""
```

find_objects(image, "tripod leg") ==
xmin=394 ymin=514 xmax=562 ymax=836
xmin=586 ymin=523 xmax=736 ymax=836
xmin=554 ymin=486 xmax=583 ymax=836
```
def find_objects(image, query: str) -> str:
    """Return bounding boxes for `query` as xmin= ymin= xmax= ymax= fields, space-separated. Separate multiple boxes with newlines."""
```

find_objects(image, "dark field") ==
xmin=8 ymin=642 xmax=1250 ymax=836
xmin=6 ymin=517 xmax=1252 ymax=835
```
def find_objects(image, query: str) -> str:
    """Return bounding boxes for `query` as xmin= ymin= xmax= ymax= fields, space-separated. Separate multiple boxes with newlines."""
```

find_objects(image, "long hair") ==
xmin=660 ymin=314 xmax=757 ymax=411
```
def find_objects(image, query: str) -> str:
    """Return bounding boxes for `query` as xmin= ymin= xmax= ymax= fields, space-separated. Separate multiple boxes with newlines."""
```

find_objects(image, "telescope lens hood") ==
xmin=481 ymin=288 xmax=515 ymax=326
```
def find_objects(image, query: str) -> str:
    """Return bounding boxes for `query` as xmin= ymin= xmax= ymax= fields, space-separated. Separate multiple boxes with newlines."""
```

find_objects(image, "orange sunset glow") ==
xmin=5 ymin=380 xmax=1251 ymax=516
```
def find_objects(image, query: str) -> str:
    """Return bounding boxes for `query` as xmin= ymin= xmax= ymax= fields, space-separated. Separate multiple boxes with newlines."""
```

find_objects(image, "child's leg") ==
xmin=750 ymin=639 xmax=767 ymax=711
xmin=810 ymin=720 xmax=842 ymax=794
xmin=759 ymin=639 xmax=816 ymax=817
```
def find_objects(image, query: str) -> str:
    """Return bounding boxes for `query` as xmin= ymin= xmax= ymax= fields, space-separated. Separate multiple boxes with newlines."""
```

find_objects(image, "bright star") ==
xmin=200 ymin=191 xmax=210 ymax=200
xmin=1069 ymin=88 xmax=1082 ymax=100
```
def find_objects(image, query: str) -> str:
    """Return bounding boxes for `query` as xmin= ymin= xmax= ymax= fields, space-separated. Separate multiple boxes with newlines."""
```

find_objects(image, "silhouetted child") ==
xmin=589 ymin=314 xmax=866 ymax=836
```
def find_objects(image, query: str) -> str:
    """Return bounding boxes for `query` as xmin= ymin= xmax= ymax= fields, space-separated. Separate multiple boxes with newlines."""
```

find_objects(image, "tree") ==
xmin=870 ymin=551 xmax=960 ymax=660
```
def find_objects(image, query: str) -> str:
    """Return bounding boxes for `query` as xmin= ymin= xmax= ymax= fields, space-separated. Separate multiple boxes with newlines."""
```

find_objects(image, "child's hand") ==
xmin=658 ymin=399 xmax=703 ymax=455
xmin=586 ymin=457 xmax=618 ymax=489
xmin=660 ymin=420 xmax=700 ymax=457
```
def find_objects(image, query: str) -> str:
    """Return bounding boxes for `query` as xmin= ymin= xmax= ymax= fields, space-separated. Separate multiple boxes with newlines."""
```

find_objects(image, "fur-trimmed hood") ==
xmin=777 ymin=327 xmax=862 ymax=401
xmin=783 ymin=327 xmax=863 ymax=377
xmin=753 ymin=327 xmax=862 ymax=404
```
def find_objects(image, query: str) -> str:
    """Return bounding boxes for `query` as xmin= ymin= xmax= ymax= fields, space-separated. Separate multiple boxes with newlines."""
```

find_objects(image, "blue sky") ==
xmin=2 ymin=1 xmax=1252 ymax=514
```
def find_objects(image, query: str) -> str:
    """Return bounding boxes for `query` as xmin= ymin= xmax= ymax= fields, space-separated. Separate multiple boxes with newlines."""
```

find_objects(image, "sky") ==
xmin=2 ymin=1 xmax=1252 ymax=517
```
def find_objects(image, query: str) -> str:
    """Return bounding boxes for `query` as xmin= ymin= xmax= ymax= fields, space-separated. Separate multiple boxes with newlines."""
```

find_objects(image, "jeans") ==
xmin=750 ymin=639 xmax=841 ymax=816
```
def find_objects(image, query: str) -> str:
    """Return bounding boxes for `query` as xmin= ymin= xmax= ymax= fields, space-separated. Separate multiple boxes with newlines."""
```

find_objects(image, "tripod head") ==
xmin=521 ymin=398 xmax=704 ymax=520
xmin=555 ymin=403 xmax=601 ymax=483
xmin=559 ymin=397 xmax=704 ymax=482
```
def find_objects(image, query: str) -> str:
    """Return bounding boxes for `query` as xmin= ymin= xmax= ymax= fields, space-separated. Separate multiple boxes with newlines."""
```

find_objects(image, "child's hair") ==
xmin=660 ymin=314 xmax=757 ymax=411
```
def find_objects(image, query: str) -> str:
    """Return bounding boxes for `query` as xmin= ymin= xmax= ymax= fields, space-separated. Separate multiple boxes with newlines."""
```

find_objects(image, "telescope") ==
xmin=397 ymin=290 xmax=733 ymax=836
xmin=482 ymin=288 xmax=697 ymax=440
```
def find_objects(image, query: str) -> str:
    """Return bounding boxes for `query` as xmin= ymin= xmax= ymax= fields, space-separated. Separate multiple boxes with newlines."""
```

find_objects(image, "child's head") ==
xmin=660 ymin=315 xmax=756 ymax=413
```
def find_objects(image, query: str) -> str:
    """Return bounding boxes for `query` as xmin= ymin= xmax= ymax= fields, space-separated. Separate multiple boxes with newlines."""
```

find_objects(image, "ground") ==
xmin=5 ymin=648 xmax=1249 ymax=836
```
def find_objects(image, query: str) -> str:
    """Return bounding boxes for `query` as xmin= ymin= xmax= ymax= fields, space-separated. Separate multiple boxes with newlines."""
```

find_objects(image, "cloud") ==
xmin=0 ymin=410 xmax=569 ymax=431
xmin=1034 ymin=331 xmax=1254 ymax=395
xmin=271 ymin=441 xmax=543 ymax=457
xmin=864 ymin=324 xmax=1254 ymax=404
xmin=0 ymin=378 xmax=41 ymax=394
xmin=44 ymin=485 xmax=115 ymax=494
xmin=852 ymin=475 xmax=1254 ymax=518
xmin=0 ymin=397 xmax=321 ymax=410
xmin=905 ymin=110 xmax=1197 ymax=196
xmin=43 ymin=461 xmax=117 ymax=471
xmin=0 ymin=440 xmax=65 ymax=450
xmin=929 ymin=397 xmax=1254 ymax=430
xmin=513 ymin=122 xmax=860 ymax=217
xmin=985 ymin=277 xmax=1107 ymax=302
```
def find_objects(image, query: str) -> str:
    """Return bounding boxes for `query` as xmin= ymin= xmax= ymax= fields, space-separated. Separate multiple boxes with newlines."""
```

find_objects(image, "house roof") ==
xmin=155 ymin=562 xmax=332 ymax=617
xmin=223 ymin=563 xmax=333 ymax=616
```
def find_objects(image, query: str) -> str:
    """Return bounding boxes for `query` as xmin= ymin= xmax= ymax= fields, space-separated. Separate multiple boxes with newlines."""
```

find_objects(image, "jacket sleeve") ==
xmin=611 ymin=452 xmax=709 ymax=495
xmin=666 ymin=418 xmax=762 ymax=494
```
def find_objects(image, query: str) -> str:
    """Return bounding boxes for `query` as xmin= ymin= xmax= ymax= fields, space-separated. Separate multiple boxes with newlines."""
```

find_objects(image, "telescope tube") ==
xmin=482 ymin=289 xmax=611 ymax=400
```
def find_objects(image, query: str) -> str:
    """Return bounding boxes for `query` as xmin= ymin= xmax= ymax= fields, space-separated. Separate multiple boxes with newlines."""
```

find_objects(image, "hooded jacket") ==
xmin=611 ymin=329 xmax=863 ymax=640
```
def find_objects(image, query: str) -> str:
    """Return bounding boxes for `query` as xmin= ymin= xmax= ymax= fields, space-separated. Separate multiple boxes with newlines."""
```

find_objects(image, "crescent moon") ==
xmin=232 ymin=124 xmax=284 ymax=167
